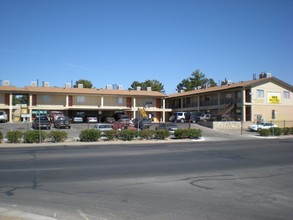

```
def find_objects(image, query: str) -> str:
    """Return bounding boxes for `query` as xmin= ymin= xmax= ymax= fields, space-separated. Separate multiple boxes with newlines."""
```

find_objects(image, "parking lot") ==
xmin=0 ymin=121 xmax=194 ymax=141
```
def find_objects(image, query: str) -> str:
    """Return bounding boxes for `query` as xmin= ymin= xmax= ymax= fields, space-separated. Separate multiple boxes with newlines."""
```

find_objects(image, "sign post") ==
xmin=272 ymin=110 xmax=275 ymax=136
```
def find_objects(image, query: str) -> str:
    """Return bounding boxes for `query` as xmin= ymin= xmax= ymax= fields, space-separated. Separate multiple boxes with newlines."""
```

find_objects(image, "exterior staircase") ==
xmin=139 ymin=108 xmax=148 ymax=118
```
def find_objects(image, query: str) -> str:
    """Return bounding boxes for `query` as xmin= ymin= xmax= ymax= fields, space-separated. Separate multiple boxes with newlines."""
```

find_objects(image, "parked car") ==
xmin=49 ymin=111 xmax=64 ymax=122
xmin=32 ymin=117 xmax=51 ymax=130
xmin=200 ymin=114 xmax=212 ymax=121
xmin=113 ymin=111 xmax=129 ymax=121
xmin=112 ymin=119 xmax=135 ymax=130
xmin=155 ymin=123 xmax=178 ymax=134
xmin=185 ymin=112 xmax=203 ymax=123
xmin=86 ymin=116 xmax=98 ymax=123
xmin=170 ymin=112 xmax=188 ymax=123
xmin=94 ymin=123 xmax=113 ymax=135
xmin=133 ymin=117 xmax=152 ymax=130
xmin=101 ymin=116 xmax=116 ymax=124
xmin=54 ymin=116 xmax=71 ymax=129
xmin=0 ymin=111 xmax=8 ymax=123
xmin=72 ymin=116 xmax=84 ymax=123
xmin=248 ymin=122 xmax=278 ymax=132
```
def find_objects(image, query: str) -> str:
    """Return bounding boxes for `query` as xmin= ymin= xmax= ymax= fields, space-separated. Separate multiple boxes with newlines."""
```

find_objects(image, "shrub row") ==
xmin=174 ymin=129 xmax=202 ymax=139
xmin=258 ymin=127 xmax=293 ymax=136
xmin=5 ymin=130 xmax=68 ymax=143
xmin=78 ymin=128 xmax=202 ymax=142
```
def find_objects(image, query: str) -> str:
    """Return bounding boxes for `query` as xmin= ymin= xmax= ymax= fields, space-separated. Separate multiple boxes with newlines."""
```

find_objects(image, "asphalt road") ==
xmin=1 ymin=139 xmax=293 ymax=220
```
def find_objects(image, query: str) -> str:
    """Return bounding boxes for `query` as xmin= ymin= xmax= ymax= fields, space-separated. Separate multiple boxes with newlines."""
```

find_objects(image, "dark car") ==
xmin=155 ymin=123 xmax=178 ymax=134
xmin=101 ymin=116 xmax=116 ymax=123
xmin=32 ymin=117 xmax=51 ymax=130
xmin=133 ymin=118 xmax=152 ymax=130
xmin=113 ymin=111 xmax=129 ymax=121
xmin=53 ymin=116 xmax=71 ymax=129
xmin=185 ymin=112 xmax=204 ymax=123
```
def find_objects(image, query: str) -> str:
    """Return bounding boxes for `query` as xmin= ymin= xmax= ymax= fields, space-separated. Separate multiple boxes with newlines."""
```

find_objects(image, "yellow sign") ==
xmin=268 ymin=93 xmax=281 ymax=104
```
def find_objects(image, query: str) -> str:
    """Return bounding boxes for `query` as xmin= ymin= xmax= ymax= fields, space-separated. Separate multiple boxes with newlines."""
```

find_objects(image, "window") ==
xmin=256 ymin=90 xmax=264 ymax=98
xmin=283 ymin=91 xmax=290 ymax=99
xmin=77 ymin=96 xmax=85 ymax=103
xmin=41 ymin=95 xmax=51 ymax=103
xmin=116 ymin=97 xmax=123 ymax=104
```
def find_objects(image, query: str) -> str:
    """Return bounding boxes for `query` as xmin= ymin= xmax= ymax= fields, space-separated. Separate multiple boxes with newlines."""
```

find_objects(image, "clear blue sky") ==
xmin=1 ymin=0 xmax=292 ymax=94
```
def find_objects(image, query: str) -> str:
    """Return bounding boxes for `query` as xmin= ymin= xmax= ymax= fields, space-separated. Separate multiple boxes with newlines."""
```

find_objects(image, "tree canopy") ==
xmin=74 ymin=79 xmax=93 ymax=88
xmin=176 ymin=69 xmax=217 ymax=92
xmin=129 ymin=80 xmax=165 ymax=93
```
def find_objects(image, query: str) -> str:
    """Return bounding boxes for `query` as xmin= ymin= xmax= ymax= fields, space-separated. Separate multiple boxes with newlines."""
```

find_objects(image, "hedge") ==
xmin=154 ymin=130 xmax=170 ymax=140
xmin=0 ymin=131 xmax=3 ymax=143
xmin=270 ymin=127 xmax=282 ymax=136
xmin=139 ymin=130 xmax=155 ymax=140
xmin=23 ymin=130 xmax=46 ymax=143
xmin=47 ymin=130 xmax=68 ymax=143
xmin=174 ymin=129 xmax=202 ymax=139
xmin=6 ymin=131 xmax=23 ymax=143
xmin=258 ymin=129 xmax=271 ymax=136
xmin=79 ymin=129 xmax=101 ymax=142
xmin=119 ymin=129 xmax=137 ymax=141
xmin=104 ymin=130 xmax=119 ymax=141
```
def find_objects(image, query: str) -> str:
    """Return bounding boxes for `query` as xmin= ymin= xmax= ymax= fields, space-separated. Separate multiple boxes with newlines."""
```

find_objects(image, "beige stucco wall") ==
xmin=104 ymin=96 xmax=126 ymax=107
xmin=0 ymin=94 xmax=4 ymax=107
xmin=250 ymin=82 xmax=293 ymax=122
xmin=72 ymin=95 xmax=101 ymax=106
xmin=37 ymin=94 xmax=65 ymax=106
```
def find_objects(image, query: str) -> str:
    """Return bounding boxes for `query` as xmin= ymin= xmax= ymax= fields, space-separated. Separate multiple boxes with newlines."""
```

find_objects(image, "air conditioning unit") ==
xmin=78 ymin=83 xmax=83 ymax=88
xmin=65 ymin=83 xmax=71 ymax=88
xmin=31 ymin=81 xmax=37 ymax=87
xmin=106 ymin=85 xmax=111 ymax=90
xmin=118 ymin=85 xmax=123 ymax=90
xmin=3 ymin=80 xmax=10 ymax=86
xmin=147 ymin=87 xmax=152 ymax=91
xmin=137 ymin=86 xmax=141 ymax=91
xmin=43 ymin=82 xmax=49 ymax=87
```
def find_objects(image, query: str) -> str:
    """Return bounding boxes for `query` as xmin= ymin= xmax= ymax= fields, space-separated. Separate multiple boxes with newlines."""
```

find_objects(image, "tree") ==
xmin=74 ymin=79 xmax=93 ymax=88
xmin=129 ymin=80 xmax=165 ymax=93
xmin=176 ymin=69 xmax=217 ymax=92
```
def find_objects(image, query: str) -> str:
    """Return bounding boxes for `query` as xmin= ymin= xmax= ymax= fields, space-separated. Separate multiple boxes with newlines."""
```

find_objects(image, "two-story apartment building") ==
xmin=166 ymin=74 xmax=293 ymax=126
xmin=0 ymin=82 xmax=171 ymax=123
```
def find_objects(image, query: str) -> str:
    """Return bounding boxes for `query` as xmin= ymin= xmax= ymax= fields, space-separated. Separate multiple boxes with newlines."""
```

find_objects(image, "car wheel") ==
xmin=180 ymin=119 xmax=184 ymax=123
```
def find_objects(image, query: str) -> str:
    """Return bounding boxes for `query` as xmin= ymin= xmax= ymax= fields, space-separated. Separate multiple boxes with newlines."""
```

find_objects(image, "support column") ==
xmin=162 ymin=98 xmax=166 ymax=122
xmin=100 ymin=96 xmax=104 ymax=107
xmin=9 ymin=93 xmax=13 ymax=122
xmin=133 ymin=98 xmax=136 ymax=118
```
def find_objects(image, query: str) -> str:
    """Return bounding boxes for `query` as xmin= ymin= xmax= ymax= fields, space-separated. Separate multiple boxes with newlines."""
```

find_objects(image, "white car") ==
xmin=94 ymin=123 xmax=113 ymax=135
xmin=248 ymin=122 xmax=278 ymax=131
xmin=72 ymin=116 xmax=83 ymax=123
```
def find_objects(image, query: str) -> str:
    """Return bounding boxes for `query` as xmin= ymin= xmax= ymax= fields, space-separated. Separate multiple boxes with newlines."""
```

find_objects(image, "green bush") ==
xmin=139 ymin=129 xmax=155 ymax=140
xmin=270 ymin=127 xmax=282 ymax=136
xmin=6 ymin=131 xmax=23 ymax=143
xmin=282 ymin=127 xmax=291 ymax=135
xmin=0 ymin=132 xmax=3 ymax=143
xmin=79 ymin=129 xmax=101 ymax=142
xmin=258 ymin=129 xmax=271 ymax=136
xmin=291 ymin=127 xmax=293 ymax=135
xmin=104 ymin=130 xmax=118 ymax=141
xmin=174 ymin=129 xmax=202 ymax=139
xmin=23 ymin=130 xmax=46 ymax=143
xmin=47 ymin=130 xmax=68 ymax=142
xmin=119 ymin=129 xmax=137 ymax=141
xmin=186 ymin=129 xmax=202 ymax=139
xmin=154 ymin=129 xmax=170 ymax=140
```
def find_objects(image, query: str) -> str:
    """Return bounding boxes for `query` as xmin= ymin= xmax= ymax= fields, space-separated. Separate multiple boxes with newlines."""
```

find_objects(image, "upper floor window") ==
xmin=41 ymin=95 xmax=51 ymax=103
xmin=77 ymin=96 xmax=85 ymax=103
xmin=256 ymin=89 xmax=264 ymax=98
xmin=283 ymin=91 xmax=290 ymax=99
xmin=116 ymin=97 xmax=123 ymax=104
